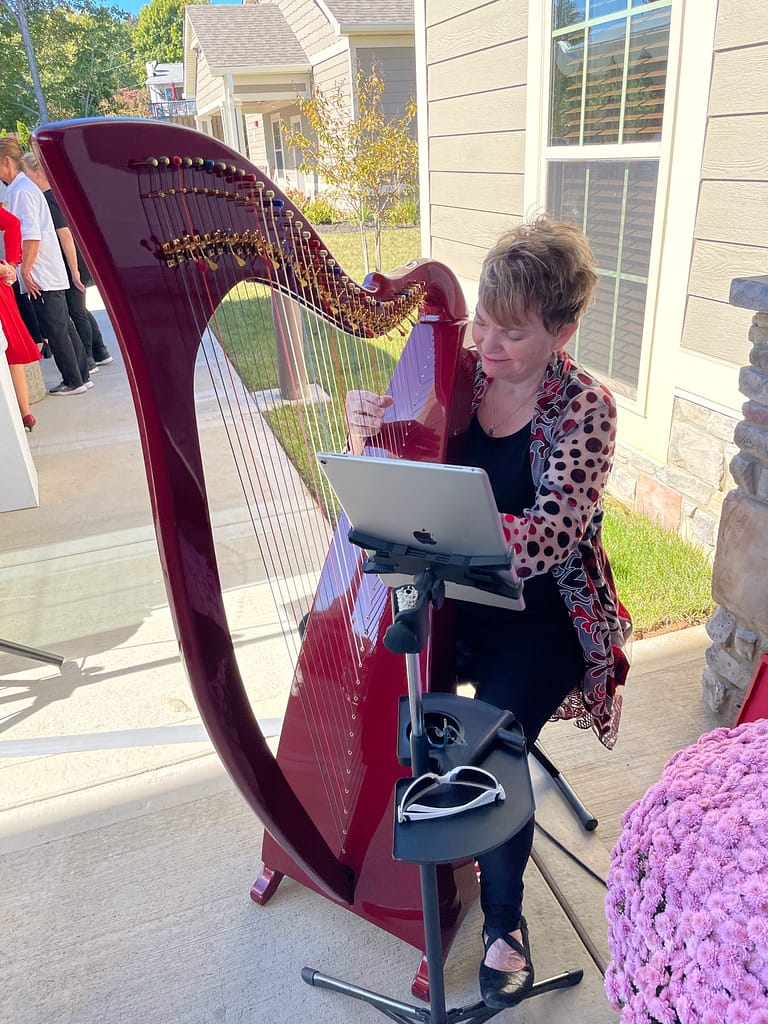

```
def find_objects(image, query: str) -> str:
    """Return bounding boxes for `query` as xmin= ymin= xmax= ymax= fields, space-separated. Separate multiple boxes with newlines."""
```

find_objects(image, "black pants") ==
xmin=65 ymin=285 xmax=109 ymax=362
xmin=13 ymin=282 xmax=43 ymax=345
xmin=456 ymin=604 xmax=585 ymax=933
xmin=31 ymin=289 xmax=89 ymax=388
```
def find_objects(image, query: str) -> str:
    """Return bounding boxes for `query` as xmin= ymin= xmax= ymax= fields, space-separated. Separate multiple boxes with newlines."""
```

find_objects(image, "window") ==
xmin=272 ymin=117 xmax=285 ymax=177
xmin=546 ymin=0 xmax=672 ymax=396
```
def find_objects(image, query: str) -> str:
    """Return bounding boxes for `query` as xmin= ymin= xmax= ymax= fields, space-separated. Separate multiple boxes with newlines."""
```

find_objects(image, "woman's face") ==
xmin=472 ymin=302 xmax=575 ymax=384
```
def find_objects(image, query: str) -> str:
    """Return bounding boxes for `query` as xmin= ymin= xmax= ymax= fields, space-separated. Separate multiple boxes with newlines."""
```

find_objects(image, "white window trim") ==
xmin=525 ymin=0 xmax=718 ymax=463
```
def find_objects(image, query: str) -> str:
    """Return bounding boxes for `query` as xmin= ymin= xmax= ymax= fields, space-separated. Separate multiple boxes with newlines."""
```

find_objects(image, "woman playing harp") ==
xmin=346 ymin=215 xmax=632 ymax=1009
xmin=31 ymin=118 xmax=484 ymax=992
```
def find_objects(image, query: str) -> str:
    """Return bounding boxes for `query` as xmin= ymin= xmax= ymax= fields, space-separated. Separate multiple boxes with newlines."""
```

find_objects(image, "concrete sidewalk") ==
xmin=0 ymin=297 xmax=719 ymax=1023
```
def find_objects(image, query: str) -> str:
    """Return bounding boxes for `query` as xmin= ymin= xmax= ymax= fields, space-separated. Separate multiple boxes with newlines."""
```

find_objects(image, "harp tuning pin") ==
xmin=203 ymin=159 xmax=215 ymax=169
xmin=146 ymin=157 xmax=159 ymax=168
xmin=193 ymin=157 xmax=205 ymax=167
xmin=230 ymin=251 xmax=246 ymax=268
xmin=265 ymin=190 xmax=275 ymax=199
xmin=255 ymin=180 xmax=265 ymax=189
xmin=159 ymin=156 xmax=171 ymax=167
xmin=285 ymin=209 xmax=293 ymax=218
xmin=215 ymin=161 xmax=227 ymax=172
xmin=205 ymin=256 xmax=218 ymax=270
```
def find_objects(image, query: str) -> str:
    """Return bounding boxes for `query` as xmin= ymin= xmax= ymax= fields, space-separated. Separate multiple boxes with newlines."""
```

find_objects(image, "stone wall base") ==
xmin=609 ymin=394 xmax=737 ymax=554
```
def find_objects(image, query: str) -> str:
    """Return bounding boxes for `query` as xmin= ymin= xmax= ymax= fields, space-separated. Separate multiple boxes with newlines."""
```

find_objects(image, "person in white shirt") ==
xmin=0 ymin=137 xmax=90 ymax=395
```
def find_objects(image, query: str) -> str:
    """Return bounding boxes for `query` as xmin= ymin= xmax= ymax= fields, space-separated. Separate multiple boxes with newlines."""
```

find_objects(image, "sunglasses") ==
xmin=397 ymin=765 xmax=505 ymax=824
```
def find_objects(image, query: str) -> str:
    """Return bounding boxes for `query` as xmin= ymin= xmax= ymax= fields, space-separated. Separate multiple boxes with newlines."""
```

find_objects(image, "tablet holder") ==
xmin=301 ymin=531 xmax=584 ymax=1023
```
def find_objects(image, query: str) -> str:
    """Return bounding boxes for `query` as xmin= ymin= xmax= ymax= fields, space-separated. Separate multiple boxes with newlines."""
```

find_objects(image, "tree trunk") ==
xmin=359 ymin=215 xmax=370 ymax=276
xmin=373 ymin=218 xmax=382 ymax=273
xmin=14 ymin=0 xmax=49 ymax=125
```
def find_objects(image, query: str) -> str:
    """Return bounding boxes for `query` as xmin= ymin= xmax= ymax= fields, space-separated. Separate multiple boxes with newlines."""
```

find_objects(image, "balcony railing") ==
xmin=149 ymin=99 xmax=197 ymax=119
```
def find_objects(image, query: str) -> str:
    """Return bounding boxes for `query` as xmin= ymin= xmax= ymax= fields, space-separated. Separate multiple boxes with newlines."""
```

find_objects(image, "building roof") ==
xmin=322 ymin=0 xmax=414 ymax=26
xmin=186 ymin=4 xmax=309 ymax=69
xmin=145 ymin=61 xmax=184 ymax=86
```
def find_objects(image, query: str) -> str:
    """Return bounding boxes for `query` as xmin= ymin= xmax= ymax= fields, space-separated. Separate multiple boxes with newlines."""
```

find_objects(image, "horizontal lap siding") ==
xmin=313 ymin=50 xmax=351 ymax=110
xmin=682 ymin=4 xmax=768 ymax=363
xmin=275 ymin=0 xmax=335 ymax=58
xmin=356 ymin=47 xmax=416 ymax=118
xmin=425 ymin=0 xmax=530 ymax=276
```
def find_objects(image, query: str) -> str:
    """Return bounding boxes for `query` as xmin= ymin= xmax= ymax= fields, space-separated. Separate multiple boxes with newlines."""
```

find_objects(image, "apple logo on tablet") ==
xmin=413 ymin=529 xmax=437 ymax=545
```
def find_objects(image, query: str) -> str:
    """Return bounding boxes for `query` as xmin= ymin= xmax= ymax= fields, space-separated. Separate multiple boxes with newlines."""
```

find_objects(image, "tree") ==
xmin=0 ymin=0 xmax=139 ymax=134
xmin=132 ymin=0 xmax=205 ymax=77
xmin=283 ymin=66 xmax=419 ymax=274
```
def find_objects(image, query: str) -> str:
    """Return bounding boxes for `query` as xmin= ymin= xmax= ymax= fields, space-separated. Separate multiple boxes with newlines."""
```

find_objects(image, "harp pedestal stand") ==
xmin=302 ymin=556 xmax=583 ymax=1024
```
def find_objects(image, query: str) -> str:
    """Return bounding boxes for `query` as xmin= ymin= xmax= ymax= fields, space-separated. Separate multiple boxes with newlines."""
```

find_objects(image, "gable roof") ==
xmin=186 ymin=4 xmax=309 ymax=70
xmin=322 ymin=0 xmax=414 ymax=27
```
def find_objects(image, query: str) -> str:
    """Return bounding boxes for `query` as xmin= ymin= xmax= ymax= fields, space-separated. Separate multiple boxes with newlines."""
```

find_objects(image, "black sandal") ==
xmin=479 ymin=916 xmax=535 ymax=1009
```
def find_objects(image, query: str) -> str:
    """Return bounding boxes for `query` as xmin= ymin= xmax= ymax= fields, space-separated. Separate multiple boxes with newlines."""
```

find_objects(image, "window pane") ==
xmin=622 ymin=7 xmax=670 ymax=142
xmin=553 ymin=0 xmax=586 ymax=30
xmin=548 ymin=162 xmax=586 ymax=226
xmin=583 ymin=19 xmax=626 ymax=144
xmin=588 ymin=0 xmax=628 ymax=18
xmin=621 ymin=162 xmax=658 ymax=275
xmin=550 ymin=29 xmax=584 ymax=145
xmin=612 ymin=279 xmax=645 ymax=388
xmin=578 ymin=274 xmax=615 ymax=378
xmin=584 ymin=163 xmax=624 ymax=270
xmin=547 ymin=158 xmax=656 ymax=391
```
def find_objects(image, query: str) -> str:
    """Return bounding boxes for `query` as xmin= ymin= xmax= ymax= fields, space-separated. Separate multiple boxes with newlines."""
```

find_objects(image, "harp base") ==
xmin=249 ymin=866 xmax=285 ymax=906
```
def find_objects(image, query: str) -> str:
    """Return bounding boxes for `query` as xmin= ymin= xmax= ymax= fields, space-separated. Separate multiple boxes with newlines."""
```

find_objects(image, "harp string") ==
xmin=139 ymin=158 xmax=423 ymax=836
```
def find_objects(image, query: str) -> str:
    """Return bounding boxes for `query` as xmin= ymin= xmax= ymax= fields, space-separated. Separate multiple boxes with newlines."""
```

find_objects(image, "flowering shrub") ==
xmin=605 ymin=719 xmax=768 ymax=1024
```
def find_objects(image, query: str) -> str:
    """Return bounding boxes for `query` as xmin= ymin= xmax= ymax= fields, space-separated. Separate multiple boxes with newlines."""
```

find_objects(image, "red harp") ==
xmin=33 ymin=119 xmax=478 ymax=989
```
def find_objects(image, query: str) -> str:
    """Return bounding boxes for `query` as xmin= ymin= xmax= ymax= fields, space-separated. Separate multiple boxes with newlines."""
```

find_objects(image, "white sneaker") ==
xmin=84 ymin=380 xmax=95 ymax=389
xmin=49 ymin=382 xmax=87 ymax=395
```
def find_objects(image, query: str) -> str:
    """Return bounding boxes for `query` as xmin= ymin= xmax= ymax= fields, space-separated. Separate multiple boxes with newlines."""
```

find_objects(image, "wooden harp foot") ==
xmin=250 ymin=865 xmax=285 ymax=905
xmin=411 ymin=955 xmax=430 ymax=1002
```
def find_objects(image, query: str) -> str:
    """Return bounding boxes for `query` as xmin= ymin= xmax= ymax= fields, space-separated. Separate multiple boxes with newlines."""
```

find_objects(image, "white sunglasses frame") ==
xmin=397 ymin=764 xmax=506 ymax=824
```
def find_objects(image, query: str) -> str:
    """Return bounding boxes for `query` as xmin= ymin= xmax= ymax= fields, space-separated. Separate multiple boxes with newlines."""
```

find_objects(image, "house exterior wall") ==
xmin=312 ymin=48 xmax=353 ymax=111
xmin=683 ymin=3 xmax=768 ymax=368
xmin=354 ymin=43 xmax=416 ymax=118
xmin=424 ymin=0 xmax=528 ymax=282
xmin=419 ymin=0 xmax=767 ymax=554
xmin=192 ymin=44 xmax=223 ymax=120
xmin=272 ymin=0 xmax=337 ymax=58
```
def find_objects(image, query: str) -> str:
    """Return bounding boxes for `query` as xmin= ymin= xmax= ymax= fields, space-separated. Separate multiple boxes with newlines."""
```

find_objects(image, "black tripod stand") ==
xmin=0 ymin=638 xmax=64 ymax=666
xmin=302 ymin=549 xmax=583 ymax=1023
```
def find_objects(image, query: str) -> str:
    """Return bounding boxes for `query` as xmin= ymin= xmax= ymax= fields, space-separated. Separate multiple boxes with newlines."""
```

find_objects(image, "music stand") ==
xmin=301 ymin=481 xmax=583 ymax=1023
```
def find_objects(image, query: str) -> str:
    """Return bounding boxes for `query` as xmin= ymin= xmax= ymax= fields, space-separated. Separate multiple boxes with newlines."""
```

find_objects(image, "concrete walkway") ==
xmin=0 ymin=296 xmax=719 ymax=1023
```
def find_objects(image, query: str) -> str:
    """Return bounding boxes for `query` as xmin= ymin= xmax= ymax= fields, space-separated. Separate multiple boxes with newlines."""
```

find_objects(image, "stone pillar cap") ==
xmin=730 ymin=276 xmax=768 ymax=311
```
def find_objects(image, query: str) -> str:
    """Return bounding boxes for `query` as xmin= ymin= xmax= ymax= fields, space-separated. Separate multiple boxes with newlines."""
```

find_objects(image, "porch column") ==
xmin=704 ymin=276 xmax=768 ymax=720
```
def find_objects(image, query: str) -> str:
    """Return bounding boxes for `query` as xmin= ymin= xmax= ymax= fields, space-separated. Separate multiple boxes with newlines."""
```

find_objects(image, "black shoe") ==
xmin=479 ymin=917 xmax=534 ymax=1009
xmin=41 ymin=342 xmax=52 ymax=358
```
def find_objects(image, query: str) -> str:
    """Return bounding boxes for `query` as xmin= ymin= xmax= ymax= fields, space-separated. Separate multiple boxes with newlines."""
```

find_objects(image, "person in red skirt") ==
xmin=0 ymin=205 xmax=42 ymax=430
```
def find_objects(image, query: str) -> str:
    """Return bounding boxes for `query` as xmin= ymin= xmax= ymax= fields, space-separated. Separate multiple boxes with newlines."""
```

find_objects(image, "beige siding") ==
xmin=194 ymin=47 xmax=223 ymax=118
xmin=426 ymin=1 xmax=527 ymax=62
xmin=681 ymin=4 xmax=768 ymax=364
xmin=273 ymin=0 xmax=336 ymax=59
xmin=355 ymin=46 xmax=415 ymax=118
xmin=428 ymin=38 xmax=527 ymax=100
xmin=430 ymin=170 xmax=523 ymax=212
xmin=241 ymin=107 xmax=269 ymax=173
xmin=709 ymin=44 xmax=768 ymax=117
xmin=714 ymin=0 xmax=768 ymax=49
xmin=430 ymin=131 xmax=525 ymax=174
xmin=425 ymin=0 xmax=529 ymax=272
xmin=681 ymin=296 xmax=752 ymax=365
xmin=689 ymin=240 xmax=768 ymax=305
xmin=312 ymin=49 xmax=352 ymax=110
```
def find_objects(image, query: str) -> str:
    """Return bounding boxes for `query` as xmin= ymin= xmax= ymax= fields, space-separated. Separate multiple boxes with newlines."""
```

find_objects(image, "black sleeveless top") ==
xmin=458 ymin=414 xmax=569 ymax=620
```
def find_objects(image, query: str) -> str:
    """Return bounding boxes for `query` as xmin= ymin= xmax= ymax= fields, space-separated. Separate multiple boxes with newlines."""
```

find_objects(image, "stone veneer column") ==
xmin=704 ymin=276 xmax=768 ymax=721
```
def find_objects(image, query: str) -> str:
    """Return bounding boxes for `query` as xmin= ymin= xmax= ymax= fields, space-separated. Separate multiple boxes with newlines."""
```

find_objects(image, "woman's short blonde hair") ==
xmin=479 ymin=214 xmax=599 ymax=334
xmin=0 ymin=137 xmax=24 ymax=170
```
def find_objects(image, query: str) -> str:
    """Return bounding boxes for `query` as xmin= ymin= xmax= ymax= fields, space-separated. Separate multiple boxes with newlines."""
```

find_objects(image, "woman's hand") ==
xmin=345 ymin=390 xmax=394 ymax=438
xmin=0 ymin=261 xmax=16 ymax=287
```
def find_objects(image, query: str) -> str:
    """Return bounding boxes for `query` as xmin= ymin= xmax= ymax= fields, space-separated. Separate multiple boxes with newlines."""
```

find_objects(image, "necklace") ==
xmin=484 ymin=385 xmax=538 ymax=437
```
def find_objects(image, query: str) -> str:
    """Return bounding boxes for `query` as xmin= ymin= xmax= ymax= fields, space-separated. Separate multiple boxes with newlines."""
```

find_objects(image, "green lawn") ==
xmin=213 ymin=226 xmax=713 ymax=639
